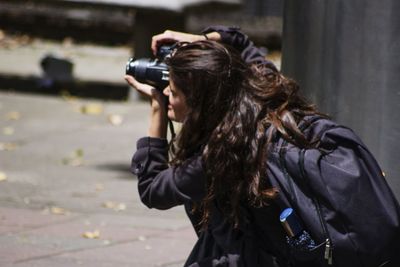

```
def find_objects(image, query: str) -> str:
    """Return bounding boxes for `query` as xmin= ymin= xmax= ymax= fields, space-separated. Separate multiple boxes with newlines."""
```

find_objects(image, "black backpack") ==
xmin=268 ymin=116 xmax=400 ymax=267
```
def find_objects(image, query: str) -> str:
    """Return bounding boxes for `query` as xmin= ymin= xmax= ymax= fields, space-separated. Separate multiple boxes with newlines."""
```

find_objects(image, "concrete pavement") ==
xmin=0 ymin=34 xmax=196 ymax=266
xmin=0 ymin=91 xmax=196 ymax=267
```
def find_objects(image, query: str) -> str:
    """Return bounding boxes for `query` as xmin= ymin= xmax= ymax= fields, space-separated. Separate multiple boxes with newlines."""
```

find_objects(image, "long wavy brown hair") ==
xmin=166 ymin=40 xmax=320 ymax=227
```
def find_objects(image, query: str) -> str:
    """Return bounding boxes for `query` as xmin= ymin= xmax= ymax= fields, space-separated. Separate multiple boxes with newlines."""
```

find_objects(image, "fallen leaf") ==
xmin=60 ymin=90 xmax=77 ymax=102
xmin=102 ymin=201 xmax=116 ymax=209
xmin=4 ymin=39 xmax=18 ymax=50
xmin=0 ymin=172 xmax=7 ymax=182
xmin=62 ymin=149 xmax=84 ymax=166
xmin=0 ymin=142 xmax=18 ymax=151
xmin=50 ymin=206 xmax=68 ymax=215
xmin=108 ymin=114 xmax=123 ymax=126
xmin=19 ymin=35 xmax=30 ymax=46
xmin=74 ymin=149 xmax=84 ymax=158
xmin=102 ymin=201 xmax=126 ymax=211
xmin=2 ymin=127 xmax=14 ymax=135
xmin=114 ymin=203 xmax=127 ymax=211
xmin=62 ymin=158 xmax=83 ymax=167
xmin=82 ymin=230 xmax=100 ymax=239
xmin=80 ymin=103 xmax=103 ymax=115
xmin=6 ymin=111 xmax=21 ymax=120
xmin=62 ymin=37 xmax=74 ymax=48
xmin=95 ymin=183 xmax=104 ymax=192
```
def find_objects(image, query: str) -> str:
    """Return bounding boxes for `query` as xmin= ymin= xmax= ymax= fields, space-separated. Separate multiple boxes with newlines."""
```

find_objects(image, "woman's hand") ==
xmin=151 ymin=30 xmax=203 ymax=55
xmin=124 ymin=75 xmax=166 ymax=111
xmin=151 ymin=30 xmax=221 ymax=55
xmin=125 ymin=75 xmax=168 ymax=138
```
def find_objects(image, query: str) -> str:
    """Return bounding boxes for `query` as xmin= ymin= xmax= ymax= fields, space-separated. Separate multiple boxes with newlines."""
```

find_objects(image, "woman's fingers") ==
xmin=151 ymin=31 xmax=176 ymax=55
xmin=151 ymin=30 xmax=204 ymax=55
xmin=124 ymin=75 xmax=156 ymax=96
xmin=124 ymin=75 xmax=167 ymax=112
xmin=124 ymin=75 xmax=154 ymax=96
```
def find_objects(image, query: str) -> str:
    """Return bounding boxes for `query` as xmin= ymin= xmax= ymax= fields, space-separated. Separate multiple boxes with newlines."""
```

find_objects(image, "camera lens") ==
xmin=126 ymin=58 xmax=145 ymax=81
xmin=125 ymin=58 xmax=169 ymax=89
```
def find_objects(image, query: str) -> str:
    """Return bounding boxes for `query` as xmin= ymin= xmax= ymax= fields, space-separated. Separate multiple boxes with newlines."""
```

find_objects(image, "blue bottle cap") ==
xmin=280 ymin=208 xmax=303 ymax=237
xmin=280 ymin=208 xmax=294 ymax=222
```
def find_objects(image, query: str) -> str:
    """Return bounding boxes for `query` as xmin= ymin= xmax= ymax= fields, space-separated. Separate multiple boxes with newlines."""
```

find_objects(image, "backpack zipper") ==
xmin=324 ymin=238 xmax=333 ymax=265
xmin=277 ymin=116 xmax=334 ymax=265
xmin=299 ymin=149 xmax=333 ymax=265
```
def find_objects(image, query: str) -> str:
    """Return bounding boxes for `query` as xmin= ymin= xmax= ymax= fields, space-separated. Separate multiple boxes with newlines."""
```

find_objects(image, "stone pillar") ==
xmin=281 ymin=0 xmax=400 ymax=197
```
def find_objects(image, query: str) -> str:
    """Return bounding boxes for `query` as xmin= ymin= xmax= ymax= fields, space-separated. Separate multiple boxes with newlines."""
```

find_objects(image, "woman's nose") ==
xmin=163 ymin=87 xmax=170 ymax=96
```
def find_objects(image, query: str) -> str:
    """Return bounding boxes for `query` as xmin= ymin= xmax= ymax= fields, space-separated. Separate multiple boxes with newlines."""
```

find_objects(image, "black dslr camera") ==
xmin=125 ymin=45 xmax=174 ymax=89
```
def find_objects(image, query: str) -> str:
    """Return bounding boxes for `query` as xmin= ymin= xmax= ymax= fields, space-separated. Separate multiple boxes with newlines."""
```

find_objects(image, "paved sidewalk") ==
xmin=0 ymin=91 xmax=196 ymax=266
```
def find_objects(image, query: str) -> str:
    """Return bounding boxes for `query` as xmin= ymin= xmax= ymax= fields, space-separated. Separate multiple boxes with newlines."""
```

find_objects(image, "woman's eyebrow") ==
xmin=169 ymin=85 xmax=177 ymax=93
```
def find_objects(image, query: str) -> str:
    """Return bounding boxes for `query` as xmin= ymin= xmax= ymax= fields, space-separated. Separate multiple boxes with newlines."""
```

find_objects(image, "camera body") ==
xmin=125 ymin=45 xmax=174 ymax=89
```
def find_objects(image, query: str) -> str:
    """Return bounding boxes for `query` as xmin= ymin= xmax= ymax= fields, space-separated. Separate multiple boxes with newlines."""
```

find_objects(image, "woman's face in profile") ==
xmin=163 ymin=80 xmax=188 ymax=122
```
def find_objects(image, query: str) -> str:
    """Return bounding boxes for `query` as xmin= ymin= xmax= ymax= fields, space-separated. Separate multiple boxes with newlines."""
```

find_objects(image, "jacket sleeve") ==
xmin=131 ymin=137 xmax=206 ymax=210
xmin=202 ymin=25 xmax=277 ymax=71
xmin=300 ymin=125 xmax=400 ymax=266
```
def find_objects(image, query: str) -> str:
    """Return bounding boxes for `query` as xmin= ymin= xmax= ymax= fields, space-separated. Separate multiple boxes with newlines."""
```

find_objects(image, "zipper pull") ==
xmin=324 ymin=238 xmax=333 ymax=265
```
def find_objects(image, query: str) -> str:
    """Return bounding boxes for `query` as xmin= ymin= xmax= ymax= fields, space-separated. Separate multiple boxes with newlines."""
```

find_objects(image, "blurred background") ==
xmin=0 ymin=0 xmax=399 ymax=266
xmin=0 ymin=1 xmax=284 ymax=266
xmin=0 ymin=0 xmax=283 ymax=99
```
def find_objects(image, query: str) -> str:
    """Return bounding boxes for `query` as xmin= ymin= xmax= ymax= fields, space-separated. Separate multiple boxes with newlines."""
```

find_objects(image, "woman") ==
xmin=125 ymin=26 xmax=400 ymax=267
